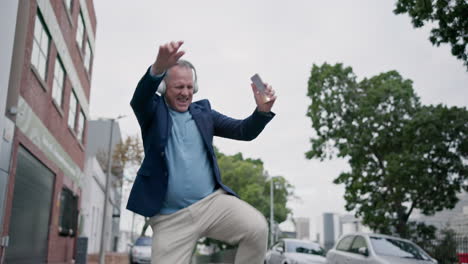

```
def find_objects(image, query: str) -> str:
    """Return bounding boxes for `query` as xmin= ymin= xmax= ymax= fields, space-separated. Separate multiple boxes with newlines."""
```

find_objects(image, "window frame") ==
xmin=76 ymin=110 xmax=86 ymax=142
xmin=68 ymin=91 xmax=78 ymax=130
xmin=58 ymin=188 xmax=78 ymax=237
xmin=31 ymin=11 xmax=51 ymax=82
xmin=336 ymin=235 xmax=355 ymax=252
xmin=84 ymin=39 xmax=93 ymax=73
xmin=63 ymin=0 xmax=73 ymax=12
xmin=52 ymin=56 xmax=66 ymax=108
xmin=76 ymin=11 xmax=85 ymax=52
xmin=349 ymin=235 xmax=368 ymax=254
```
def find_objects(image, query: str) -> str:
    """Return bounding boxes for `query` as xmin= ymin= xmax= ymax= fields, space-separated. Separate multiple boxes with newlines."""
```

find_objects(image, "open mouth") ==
xmin=176 ymin=97 xmax=190 ymax=107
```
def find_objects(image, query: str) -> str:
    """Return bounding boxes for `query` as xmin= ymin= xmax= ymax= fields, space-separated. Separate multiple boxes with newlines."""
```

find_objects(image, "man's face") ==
xmin=164 ymin=65 xmax=194 ymax=112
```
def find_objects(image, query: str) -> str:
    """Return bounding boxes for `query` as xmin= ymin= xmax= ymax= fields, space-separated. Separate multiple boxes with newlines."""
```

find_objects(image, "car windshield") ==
xmin=135 ymin=237 xmax=152 ymax=246
xmin=370 ymin=236 xmax=431 ymax=260
xmin=286 ymin=241 xmax=325 ymax=256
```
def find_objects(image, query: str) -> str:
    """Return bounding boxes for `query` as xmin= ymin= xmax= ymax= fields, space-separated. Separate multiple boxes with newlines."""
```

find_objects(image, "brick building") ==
xmin=0 ymin=0 xmax=96 ymax=262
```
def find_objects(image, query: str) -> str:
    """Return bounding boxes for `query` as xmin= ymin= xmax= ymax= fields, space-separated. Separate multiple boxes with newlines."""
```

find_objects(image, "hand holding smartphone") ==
xmin=250 ymin=73 xmax=271 ymax=103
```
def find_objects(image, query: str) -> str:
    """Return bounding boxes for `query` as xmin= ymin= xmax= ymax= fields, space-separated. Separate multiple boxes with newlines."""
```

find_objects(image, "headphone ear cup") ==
xmin=158 ymin=81 xmax=166 ymax=94
xmin=194 ymin=82 xmax=199 ymax=94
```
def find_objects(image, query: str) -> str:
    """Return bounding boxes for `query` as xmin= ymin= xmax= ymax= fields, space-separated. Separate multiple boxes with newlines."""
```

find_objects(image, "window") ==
xmin=76 ymin=11 xmax=85 ymax=51
xmin=58 ymin=188 xmax=78 ymax=236
xmin=370 ymin=236 xmax=431 ymax=260
xmin=84 ymin=39 xmax=92 ymax=73
xmin=52 ymin=57 xmax=65 ymax=107
xmin=286 ymin=241 xmax=325 ymax=256
xmin=63 ymin=0 xmax=72 ymax=12
xmin=349 ymin=236 xmax=367 ymax=254
xmin=68 ymin=92 xmax=77 ymax=129
xmin=273 ymin=241 xmax=285 ymax=252
xmin=336 ymin=236 xmax=354 ymax=251
xmin=31 ymin=12 xmax=50 ymax=81
xmin=135 ymin=237 xmax=152 ymax=246
xmin=77 ymin=110 xmax=85 ymax=142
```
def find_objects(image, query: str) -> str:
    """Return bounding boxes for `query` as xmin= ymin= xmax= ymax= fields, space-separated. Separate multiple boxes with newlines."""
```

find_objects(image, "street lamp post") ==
xmin=270 ymin=177 xmax=275 ymax=247
xmin=99 ymin=115 xmax=125 ymax=264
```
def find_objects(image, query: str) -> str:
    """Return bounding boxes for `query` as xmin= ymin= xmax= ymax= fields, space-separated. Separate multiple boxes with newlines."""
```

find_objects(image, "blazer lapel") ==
xmin=190 ymin=104 xmax=213 ymax=153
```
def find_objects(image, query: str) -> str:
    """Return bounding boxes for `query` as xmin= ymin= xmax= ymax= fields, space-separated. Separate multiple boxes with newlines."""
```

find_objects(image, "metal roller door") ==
xmin=5 ymin=147 xmax=54 ymax=263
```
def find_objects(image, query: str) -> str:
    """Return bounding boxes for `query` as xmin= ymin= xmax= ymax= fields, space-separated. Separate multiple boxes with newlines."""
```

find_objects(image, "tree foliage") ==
xmin=216 ymin=148 xmax=293 ymax=224
xmin=200 ymin=148 xmax=294 ymax=251
xmin=111 ymin=135 xmax=150 ymax=236
xmin=306 ymin=62 xmax=468 ymax=238
xmin=394 ymin=0 xmax=468 ymax=70
xmin=96 ymin=135 xmax=143 ymax=187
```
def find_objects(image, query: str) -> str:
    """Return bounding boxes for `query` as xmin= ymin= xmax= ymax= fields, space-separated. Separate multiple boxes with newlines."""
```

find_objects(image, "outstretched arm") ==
xmin=151 ymin=41 xmax=185 ymax=75
xmin=213 ymin=78 xmax=277 ymax=140
xmin=130 ymin=41 xmax=186 ymax=129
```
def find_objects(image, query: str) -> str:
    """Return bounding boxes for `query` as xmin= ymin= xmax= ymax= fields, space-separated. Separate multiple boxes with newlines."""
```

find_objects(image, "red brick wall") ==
xmin=1 ymin=0 xmax=96 ymax=263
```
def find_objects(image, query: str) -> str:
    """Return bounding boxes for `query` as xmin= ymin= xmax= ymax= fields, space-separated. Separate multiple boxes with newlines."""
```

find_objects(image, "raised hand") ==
xmin=251 ymin=82 xmax=276 ymax=112
xmin=151 ymin=41 xmax=185 ymax=75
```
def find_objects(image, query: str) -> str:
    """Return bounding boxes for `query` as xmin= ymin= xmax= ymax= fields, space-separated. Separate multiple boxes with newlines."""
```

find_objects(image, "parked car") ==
xmin=326 ymin=232 xmax=438 ymax=264
xmin=265 ymin=238 xmax=326 ymax=264
xmin=129 ymin=236 xmax=151 ymax=264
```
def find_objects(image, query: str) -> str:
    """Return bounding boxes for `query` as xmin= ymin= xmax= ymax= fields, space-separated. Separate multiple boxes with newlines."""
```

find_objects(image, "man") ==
xmin=127 ymin=40 xmax=276 ymax=264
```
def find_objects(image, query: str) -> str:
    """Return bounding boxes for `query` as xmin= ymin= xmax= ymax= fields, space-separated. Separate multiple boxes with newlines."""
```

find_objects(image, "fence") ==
xmin=424 ymin=230 xmax=468 ymax=264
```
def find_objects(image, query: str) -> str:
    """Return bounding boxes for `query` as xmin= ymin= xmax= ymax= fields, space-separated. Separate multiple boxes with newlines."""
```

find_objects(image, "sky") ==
xmin=90 ymin=0 xmax=468 ymax=237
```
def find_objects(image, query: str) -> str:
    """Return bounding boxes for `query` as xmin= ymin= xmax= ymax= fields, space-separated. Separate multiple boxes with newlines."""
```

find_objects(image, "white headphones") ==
xmin=157 ymin=59 xmax=199 ymax=94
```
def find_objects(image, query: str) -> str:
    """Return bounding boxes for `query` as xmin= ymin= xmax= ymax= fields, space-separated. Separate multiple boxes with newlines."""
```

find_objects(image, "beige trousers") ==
xmin=149 ymin=189 xmax=268 ymax=264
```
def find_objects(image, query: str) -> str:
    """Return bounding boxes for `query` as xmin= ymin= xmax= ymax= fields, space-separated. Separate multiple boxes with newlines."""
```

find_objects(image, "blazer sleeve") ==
xmin=130 ymin=67 xmax=164 ymax=130
xmin=212 ymin=108 xmax=275 ymax=141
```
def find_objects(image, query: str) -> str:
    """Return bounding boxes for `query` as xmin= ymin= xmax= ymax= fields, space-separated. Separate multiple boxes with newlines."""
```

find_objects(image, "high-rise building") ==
xmin=0 ymin=1 xmax=96 ymax=262
xmin=295 ymin=217 xmax=310 ymax=240
xmin=319 ymin=212 xmax=370 ymax=250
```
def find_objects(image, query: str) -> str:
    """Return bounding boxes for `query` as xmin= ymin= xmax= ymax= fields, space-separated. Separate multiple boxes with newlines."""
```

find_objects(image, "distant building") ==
xmin=83 ymin=120 xmax=124 ymax=252
xmin=320 ymin=213 xmax=370 ymax=250
xmin=0 ymin=1 xmax=96 ymax=262
xmin=81 ymin=158 xmax=105 ymax=253
xmin=322 ymin=213 xmax=341 ymax=250
xmin=413 ymin=191 xmax=468 ymax=236
xmin=296 ymin=217 xmax=310 ymax=240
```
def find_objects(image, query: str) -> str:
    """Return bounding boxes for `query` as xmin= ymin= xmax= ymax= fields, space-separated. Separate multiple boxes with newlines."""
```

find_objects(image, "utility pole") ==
xmin=99 ymin=118 xmax=114 ymax=264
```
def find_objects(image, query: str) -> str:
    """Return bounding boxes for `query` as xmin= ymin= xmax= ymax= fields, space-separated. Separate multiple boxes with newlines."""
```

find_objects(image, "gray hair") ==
xmin=164 ymin=59 xmax=197 ymax=83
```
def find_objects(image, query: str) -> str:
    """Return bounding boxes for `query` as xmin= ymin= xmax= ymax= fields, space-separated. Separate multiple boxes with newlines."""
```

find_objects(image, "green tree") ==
xmin=216 ymin=148 xmax=293 ymax=224
xmin=306 ymin=62 xmax=468 ymax=238
xmin=393 ymin=0 xmax=468 ymax=69
xmin=201 ymin=148 xmax=294 ymax=251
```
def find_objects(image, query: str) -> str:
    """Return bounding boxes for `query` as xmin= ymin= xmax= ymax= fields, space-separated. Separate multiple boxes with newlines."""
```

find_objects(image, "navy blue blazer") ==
xmin=126 ymin=68 xmax=275 ymax=217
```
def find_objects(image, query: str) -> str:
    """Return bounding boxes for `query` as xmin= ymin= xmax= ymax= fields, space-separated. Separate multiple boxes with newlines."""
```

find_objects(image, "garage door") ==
xmin=5 ymin=147 xmax=54 ymax=263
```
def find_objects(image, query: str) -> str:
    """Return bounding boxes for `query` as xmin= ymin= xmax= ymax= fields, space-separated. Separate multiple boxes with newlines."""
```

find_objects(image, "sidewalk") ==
xmin=87 ymin=253 xmax=129 ymax=264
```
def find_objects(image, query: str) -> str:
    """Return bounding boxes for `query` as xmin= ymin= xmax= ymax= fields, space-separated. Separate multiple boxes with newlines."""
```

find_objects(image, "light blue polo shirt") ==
xmin=159 ymin=108 xmax=216 ymax=214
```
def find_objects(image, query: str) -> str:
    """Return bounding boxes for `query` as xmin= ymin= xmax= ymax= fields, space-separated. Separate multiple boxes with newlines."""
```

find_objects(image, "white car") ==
xmin=265 ymin=238 xmax=327 ymax=264
xmin=129 ymin=236 xmax=151 ymax=264
xmin=326 ymin=232 xmax=438 ymax=264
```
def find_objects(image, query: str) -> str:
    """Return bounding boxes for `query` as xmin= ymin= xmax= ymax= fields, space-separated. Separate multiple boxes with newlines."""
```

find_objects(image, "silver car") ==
xmin=265 ymin=238 xmax=327 ymax=264
xmin=129 ymin=236 xmax=151 ymax=264
xmin=326 ymin=233 xmax=438 ymax=264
